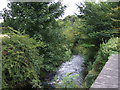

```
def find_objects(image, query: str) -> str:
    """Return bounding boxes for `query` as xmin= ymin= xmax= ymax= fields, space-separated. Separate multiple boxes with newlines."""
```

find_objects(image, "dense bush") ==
xmin=2 ymin=27 xmax=44 ymax=89
xmin=83 ymin=37 xmax=120 ymax=88
xmin=42 ymin=44 xmax=71 ymax=72
xmin=93 ymin=37 xmax=119 ymax=71
xmin=39 ymin=27 xmax=72 ymax=78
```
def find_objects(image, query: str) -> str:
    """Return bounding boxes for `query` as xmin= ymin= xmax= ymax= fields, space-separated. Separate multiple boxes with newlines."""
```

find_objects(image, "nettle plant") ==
xmin=2 ymin=27 xmax=44 ymax=89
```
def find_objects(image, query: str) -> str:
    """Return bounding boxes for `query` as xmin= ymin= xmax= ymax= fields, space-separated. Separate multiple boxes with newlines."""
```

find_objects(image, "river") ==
xmin=43 ymin=55 xmax=85 ymax=88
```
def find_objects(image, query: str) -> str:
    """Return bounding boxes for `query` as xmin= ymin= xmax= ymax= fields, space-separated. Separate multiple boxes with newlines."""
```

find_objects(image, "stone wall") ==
xmin=90 ymin=54 xmax=119 ymax=89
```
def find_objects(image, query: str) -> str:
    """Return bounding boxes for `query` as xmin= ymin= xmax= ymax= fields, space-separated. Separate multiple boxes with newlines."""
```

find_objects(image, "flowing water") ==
xmin=44 ymin=55 xmax=85 ymax=88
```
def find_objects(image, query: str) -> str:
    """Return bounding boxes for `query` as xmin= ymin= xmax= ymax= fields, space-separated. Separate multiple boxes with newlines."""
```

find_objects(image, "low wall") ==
xmin=90 ymin=54 xmax=119 ymax=89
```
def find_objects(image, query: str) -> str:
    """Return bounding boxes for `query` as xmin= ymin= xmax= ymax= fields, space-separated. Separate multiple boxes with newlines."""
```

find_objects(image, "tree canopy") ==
xmin=1 ymin=1 xmax=120 ymax=89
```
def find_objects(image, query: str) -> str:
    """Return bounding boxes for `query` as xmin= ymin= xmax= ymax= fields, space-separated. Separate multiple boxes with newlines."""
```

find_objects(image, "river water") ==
xmin=44 ymin=55 xmax=85 ymax=88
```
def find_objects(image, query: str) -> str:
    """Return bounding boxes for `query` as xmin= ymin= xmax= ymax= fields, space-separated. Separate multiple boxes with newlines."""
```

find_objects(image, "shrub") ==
xmin=55 ymin=73 xmax=80 ymax=88
xmin=1 ymin=27 xmax=44 ymax=89
xmin=93 ymin=37 xmax=120 ymax=72
xmin=42 ymin=44 xmax=71 ymax=73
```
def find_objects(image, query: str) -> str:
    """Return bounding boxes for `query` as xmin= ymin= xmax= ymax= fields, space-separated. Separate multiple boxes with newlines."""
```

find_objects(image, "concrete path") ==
xmin=90 ymin=54 xmax=119 ymax=89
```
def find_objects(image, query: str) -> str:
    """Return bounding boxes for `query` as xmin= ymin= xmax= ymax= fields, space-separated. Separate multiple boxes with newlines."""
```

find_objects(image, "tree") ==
xmin=111 ymin=2 xmax=120 ymax=37
xmin=77 ymin=2 xmax=119 ymax=47
xmin=2 ymin=2 xmax=65 ymax=39
xmin=2 ymin=2 xmax=71 ymax=78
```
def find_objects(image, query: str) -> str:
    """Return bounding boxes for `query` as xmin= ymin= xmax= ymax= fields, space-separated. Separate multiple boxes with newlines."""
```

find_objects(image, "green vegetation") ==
xmin=1 ymin=1 xmax=120 ymax=89
xmin=55 ymin=73 xmax=80 ymax=88
xmin=2 ymin=27 xmax=44 ymax=89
